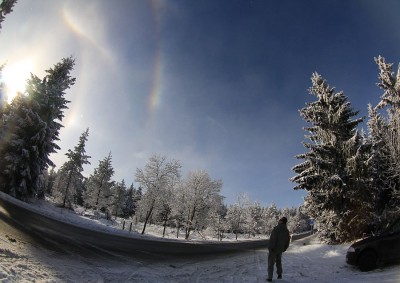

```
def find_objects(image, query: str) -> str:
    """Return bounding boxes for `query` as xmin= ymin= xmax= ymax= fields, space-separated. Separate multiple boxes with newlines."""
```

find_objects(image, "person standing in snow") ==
xmin=267 ymin=217 xmax=291 ymax=282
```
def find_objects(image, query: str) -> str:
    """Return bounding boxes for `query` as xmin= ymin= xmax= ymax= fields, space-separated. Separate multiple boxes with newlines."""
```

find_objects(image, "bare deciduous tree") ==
xmin=135 ymin=155 xmax=181 ymax=235
xmin=176 ymin=170 xmax=223 ymax=240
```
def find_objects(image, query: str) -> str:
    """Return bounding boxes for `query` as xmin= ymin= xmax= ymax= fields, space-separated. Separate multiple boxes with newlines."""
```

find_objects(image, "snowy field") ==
xmin=1 ymin=197 xmax=400 ymax=282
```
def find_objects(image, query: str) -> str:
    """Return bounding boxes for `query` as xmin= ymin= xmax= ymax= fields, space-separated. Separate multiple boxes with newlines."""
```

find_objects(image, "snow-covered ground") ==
xmin=1 ymin=197 xmax=400 ymax=282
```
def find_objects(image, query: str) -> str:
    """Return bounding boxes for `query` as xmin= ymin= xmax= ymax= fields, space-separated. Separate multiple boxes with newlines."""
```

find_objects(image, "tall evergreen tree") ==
xmin=0 ymin=57 xmax=75 ymax=199
xmin=110 ymin=179 xmax=127 ymax=218
xmin=0 ymin=93 xmax=42 ymax=198
xmin=366 ymin=105 xmax=392 ymax=229
xmin=369 ymin=56 xmax=400 ymax=226
xmin=83 ymin=152 xmax=114 ymax=211
xmin=41 ymin=166 xmax=56 ymax=195
xmin=291 ymin=73 xmax=372 ymax=242
xmin=52 ymin=129 xmax=90 ymax=208
xmin=123 ymin=184 xmax=136 ymax=217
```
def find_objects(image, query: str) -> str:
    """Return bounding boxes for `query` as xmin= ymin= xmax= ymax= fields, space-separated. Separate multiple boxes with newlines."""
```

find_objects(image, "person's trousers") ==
xmin=268 ymin=250 xmax=283 ymax=279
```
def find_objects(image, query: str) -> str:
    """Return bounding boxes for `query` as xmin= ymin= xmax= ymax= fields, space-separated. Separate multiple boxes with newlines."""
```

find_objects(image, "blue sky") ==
xmin=1 ymin=0 xmax=399 ymax=208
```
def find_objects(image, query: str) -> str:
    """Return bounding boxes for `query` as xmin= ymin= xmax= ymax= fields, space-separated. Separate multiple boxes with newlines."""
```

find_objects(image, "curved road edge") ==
xmin=0 ymin=192 xmax=269 ymax=255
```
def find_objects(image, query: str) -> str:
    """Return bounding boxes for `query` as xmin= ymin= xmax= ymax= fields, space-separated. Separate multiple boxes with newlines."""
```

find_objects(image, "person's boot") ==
xmin=266 ymin=279 xmax=272 ymax=282
xmin=277 ymin=275 xmax=282 ymax=279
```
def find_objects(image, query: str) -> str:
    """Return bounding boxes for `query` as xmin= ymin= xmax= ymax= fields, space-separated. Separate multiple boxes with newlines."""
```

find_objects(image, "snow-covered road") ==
xmin=1 ymin=192 xmax=399 ymax=282
xmin=0 ymin=191 xmax=268 ymax=255
xmin=1 ymin=215 xmax=400 ymax=282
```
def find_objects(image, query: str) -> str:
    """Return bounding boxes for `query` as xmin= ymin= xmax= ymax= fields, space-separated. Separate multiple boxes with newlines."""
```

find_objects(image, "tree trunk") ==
xmin=185 ymin=208 xmax=196 ymax=240
xmin=235 ymin=217 xmax=241 ymax=240
xmin=185 ymin=227 xmax=191 ymax=239
xmin=95 ymin=176 xmax=105 ymax=207
xmin=141 ymin=205 xmax=154 ymax=235
xmin=162 ymin=218 xmax=167 ymax=237
xmin=62 ymin=170 xmax=74 ymax=208
xmin=114 ymin=205 xmax=119 ymax=219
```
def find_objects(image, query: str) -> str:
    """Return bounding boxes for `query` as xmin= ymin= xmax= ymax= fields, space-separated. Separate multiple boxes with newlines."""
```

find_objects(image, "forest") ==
xmin=1 ymin=0 xmax=400 ymax=244
xmin=291 ymin=59 xmax=400 ymax=243
xmin=0 ymin=0 xmax=313 ymax=242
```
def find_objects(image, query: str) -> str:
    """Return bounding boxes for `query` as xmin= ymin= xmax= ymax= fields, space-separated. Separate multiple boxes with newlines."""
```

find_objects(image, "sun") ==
xmin=1 ymin=59 xmax=34 ymax=103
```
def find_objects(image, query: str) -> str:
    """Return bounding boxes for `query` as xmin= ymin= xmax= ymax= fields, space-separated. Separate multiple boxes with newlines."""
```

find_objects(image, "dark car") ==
xmin=346 ymin=218 xmax=400 ymax=271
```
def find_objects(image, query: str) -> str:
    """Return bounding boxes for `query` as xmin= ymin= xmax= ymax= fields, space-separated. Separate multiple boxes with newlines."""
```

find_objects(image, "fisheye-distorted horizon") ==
xmin=1 ymin=0 xmax=399 ymax=208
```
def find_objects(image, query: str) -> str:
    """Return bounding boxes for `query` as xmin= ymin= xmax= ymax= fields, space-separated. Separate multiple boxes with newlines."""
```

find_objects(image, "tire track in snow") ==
xmin=187 ymin=249 xmax=268 ymax=283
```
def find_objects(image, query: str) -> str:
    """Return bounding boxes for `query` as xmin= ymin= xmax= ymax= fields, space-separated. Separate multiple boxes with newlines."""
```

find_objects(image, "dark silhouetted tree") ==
xmin=0 ymin=58 xmax=75 ymax=199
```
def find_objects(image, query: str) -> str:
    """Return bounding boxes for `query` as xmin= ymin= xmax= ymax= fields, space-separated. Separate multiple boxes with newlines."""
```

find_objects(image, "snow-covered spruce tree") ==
xmin=52 ymin=129 xmax=90 ymax=208
xmin=366 ymin=105 xmax=393 ymax=229
xmin=43 ymin=166 xmax=57 ymax=195
xmin=291 ymin=73 xmax=372 ymax=243
xmin=123 ymin=184 xmax=141 ymax=218
xmin=83 ymin=152 xmax=114 ymax=212
xmin=135 ymin=155 xmax=181 ymax=235
xmin=0 ymin=66 xmax=7 ymax=162
xmin=0 ymin=93 xmax=42 ymax=198
xmin=0 ymin=58 xmax=75 ymax=199
xmin=368 ymin=56 xmax=400 ymax=227
xmin=109 ymin=179 xmax=127 ymax=219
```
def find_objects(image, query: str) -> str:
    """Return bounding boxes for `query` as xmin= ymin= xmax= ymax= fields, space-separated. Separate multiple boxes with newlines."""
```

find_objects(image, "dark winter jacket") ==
xmin=268 ymin=223 xmax=290 ymax=254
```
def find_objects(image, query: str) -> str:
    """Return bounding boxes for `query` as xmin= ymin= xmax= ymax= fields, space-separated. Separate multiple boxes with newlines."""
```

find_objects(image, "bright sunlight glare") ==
xmin=2 ymin=59 xmax=34 ymax=103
